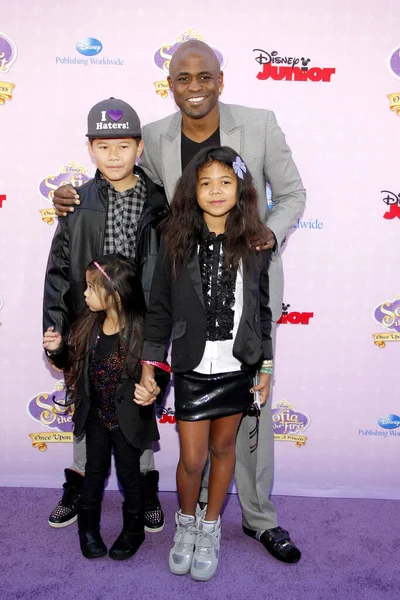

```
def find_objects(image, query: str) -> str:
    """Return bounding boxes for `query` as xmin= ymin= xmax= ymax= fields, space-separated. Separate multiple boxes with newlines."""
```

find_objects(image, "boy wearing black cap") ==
xmin=43 ymin=98 xmax=169 ymax=552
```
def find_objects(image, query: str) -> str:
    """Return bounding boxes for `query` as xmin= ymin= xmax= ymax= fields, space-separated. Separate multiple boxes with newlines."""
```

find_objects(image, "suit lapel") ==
xmin=186 ymin=249 xmax=205 ymax=309
xmin=219 ymin=103 xmax=242 ymax=155
xmin=160 ymin=112 xmax=182 ymax=202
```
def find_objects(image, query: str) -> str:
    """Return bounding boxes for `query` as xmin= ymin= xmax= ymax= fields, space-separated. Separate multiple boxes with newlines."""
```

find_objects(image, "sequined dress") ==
xmin=88 ymin=330 xmax=124 ymax=430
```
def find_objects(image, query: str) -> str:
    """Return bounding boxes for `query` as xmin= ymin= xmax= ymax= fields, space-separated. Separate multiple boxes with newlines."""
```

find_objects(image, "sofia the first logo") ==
xmin=27 ymin=381 xmax=74 ymax=451
xmin=152 ymin=29 xmax=227 ymax=98
xmin=0 ymin=32 xmax=17 ymax=105
xmin=38 ymin=161 xmax=91 ymax=225
xmin=272 ymin=399 xmax=311 ymax=447
xmin=0 ymin=32 xmax=17 ymax=74
xmin=372 ymin=294 xmax=400 ymax=348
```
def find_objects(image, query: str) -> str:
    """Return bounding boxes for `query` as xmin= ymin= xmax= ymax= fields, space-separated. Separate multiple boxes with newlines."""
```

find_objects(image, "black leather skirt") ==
xmin=174 ymin=370 xmax=253 ymax=421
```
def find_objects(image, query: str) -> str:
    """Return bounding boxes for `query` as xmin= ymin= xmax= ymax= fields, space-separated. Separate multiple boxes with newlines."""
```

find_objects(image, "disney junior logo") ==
xmin=152 ymin=29 xmax=227 ymax=98
xmin=27 ymin=381 xmax=74 ymax=451
xmin=253 ymin=49 xmax=335 ymax=82
xmin=381 ymin=189 xmax=400 ymax=219
xmin=156 ymin=406 xmax=176 ymax=424
xmin=278 ymin=303 xmax=314 ymax=325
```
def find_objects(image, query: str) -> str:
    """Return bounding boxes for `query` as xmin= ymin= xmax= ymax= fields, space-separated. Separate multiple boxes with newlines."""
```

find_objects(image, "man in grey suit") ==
xmin=53 ymin=39 xmax=305 ymax=563
xmin=140 ymin=40 xmax=305 ymax=563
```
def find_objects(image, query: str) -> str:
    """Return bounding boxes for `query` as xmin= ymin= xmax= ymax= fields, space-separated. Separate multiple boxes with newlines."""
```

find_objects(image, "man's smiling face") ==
xmin=168 ymin=44 xmax=223 ymax=121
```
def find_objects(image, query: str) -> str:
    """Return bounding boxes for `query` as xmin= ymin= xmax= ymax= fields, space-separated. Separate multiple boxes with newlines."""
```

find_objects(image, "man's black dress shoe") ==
xmin=243 ymin=525 xmax=301 ymax=563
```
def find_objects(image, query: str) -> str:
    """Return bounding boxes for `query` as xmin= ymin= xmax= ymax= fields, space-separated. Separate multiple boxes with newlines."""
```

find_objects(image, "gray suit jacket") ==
xmin=140 ymin=102 xmax=306 ymax=321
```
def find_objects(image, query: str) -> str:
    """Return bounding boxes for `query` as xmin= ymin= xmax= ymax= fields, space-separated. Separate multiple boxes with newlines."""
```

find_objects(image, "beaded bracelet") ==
xmin=259 ymin=368 xmax=273 ymax=375
xmin=261 ymin=359 xmax=273 ymax=368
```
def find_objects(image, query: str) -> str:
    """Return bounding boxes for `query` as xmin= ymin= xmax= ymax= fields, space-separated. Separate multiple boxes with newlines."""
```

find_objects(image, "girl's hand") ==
xmin=43 ymin=327 xmax=62 ymax=352
xmin=251 ymin=372 xmax=272 ymax=406
xmin=139 ymin=363 xmax=156 ymax=395
xmin=134 ymin=380 xmax=160 ymax=406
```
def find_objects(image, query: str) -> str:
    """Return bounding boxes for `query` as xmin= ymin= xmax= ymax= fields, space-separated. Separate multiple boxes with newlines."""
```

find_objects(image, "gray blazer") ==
xmin=140 ymin=102 xmax=306 ymax=321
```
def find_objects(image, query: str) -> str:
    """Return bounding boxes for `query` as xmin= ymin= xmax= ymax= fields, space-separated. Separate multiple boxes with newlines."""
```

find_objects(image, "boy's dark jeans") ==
xmin=80 ymin=418 xmax=141 ymax=511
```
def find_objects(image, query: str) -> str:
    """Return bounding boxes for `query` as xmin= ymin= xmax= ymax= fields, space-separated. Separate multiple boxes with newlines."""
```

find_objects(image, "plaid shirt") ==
xmin=101 ymin=172 xmax=147 ymax=258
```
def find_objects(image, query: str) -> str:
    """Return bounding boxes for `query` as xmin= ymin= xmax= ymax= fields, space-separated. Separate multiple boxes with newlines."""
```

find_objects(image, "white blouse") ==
xmin=194 ymin=265 xmax=243 ymax=374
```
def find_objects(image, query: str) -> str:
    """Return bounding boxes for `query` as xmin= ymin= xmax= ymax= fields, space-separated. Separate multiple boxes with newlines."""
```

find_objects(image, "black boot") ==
xmin=109 ymin=504 xmax=145 ymax=561
xmin=141 ymin=470 xmax=165 ymax=532
xmin=48 ymin=468 xmax=84 ymax=528
xmin=77 ymin=504 xmax=107 ymax=559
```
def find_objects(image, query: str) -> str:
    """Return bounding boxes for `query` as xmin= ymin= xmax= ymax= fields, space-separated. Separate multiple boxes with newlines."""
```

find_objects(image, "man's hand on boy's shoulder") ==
xmin=53 ymin=184 xmax=80 ymax=217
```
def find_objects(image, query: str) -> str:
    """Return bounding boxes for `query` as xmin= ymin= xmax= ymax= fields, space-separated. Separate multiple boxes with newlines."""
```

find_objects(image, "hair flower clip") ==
xmin=232 ymin=156 xmax=247 ymax=180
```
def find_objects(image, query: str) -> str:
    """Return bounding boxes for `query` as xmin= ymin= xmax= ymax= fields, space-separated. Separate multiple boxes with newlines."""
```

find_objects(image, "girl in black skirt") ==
xmin=139 ymin=146 xmax=274 ymax=581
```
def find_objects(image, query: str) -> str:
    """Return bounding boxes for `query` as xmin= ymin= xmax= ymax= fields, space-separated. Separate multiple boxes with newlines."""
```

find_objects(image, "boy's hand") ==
xmin=134 ymin=381 xmax=160 ymax=406
xmin=251 ymin=225 xmax=276 ymax=251
xmin=53 ymin=184 xmax=80 ymax=217
xmin=43 ymin=326 xmax=62 ymax=352
xmin=251 ymin=373 xmax=272 ymax=406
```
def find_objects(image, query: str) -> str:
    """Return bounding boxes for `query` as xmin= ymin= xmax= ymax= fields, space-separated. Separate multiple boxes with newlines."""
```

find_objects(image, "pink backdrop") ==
xmin=1 ymin=0 xmax=399 ymax=499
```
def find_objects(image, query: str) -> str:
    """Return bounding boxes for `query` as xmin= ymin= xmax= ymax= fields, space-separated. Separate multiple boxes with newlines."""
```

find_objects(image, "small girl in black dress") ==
xmin=139 ymin=146 xmax=274 ymax=580
xmin=43 ymin=254 xmax=161 ymax=560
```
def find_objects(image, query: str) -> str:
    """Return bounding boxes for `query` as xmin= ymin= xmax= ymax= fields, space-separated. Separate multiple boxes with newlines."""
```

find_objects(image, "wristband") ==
xmin=45 ymin=345 xmax=64 ymax=357
xmin=140 ymin=360 xmax=172 ymax=373
xmin=259 ymin=368 xmax=273 ymax=375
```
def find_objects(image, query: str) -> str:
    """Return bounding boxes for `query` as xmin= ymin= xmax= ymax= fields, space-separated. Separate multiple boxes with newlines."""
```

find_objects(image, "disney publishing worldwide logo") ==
xmin=372 ymin=294 xmax=400 ymax=348
xmin=292 ymin=217 xmax=324 ymax=230
xmin=253 ymin=49 xmax=335 ymax=82
xmin=381 ymin=189 xmax=400 ymax=219
xmin=152 ymin=29 xmax=227 ymax=98
xmin=378 ymin=414 xmax=400 ymax=430
xmin=278 ymin=303 xmax=314 ymax=325
xmin=38 ymin=161 xmax=91 ymax=224
xmin=27 ymin=381 xmax=74 ymax=452
xmin=272 ymin=399 xmax=311 ymax=447
xmin=56 ymin=38 xmax=123 ymax=67
xmin=0 ymin=32 xmax=17 ymax=105
xmin=76 ymin=37 xmax=102 ymax=56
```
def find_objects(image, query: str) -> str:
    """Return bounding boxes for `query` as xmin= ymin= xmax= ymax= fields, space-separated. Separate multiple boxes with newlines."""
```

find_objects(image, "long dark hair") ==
xmin=64 ymin=254 xmax=146 ymax=396
xmin=162 ymin=146 xmax=266 ymax=272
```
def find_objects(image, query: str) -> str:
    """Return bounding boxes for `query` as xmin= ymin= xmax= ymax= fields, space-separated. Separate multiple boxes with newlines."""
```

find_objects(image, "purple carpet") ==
xmin=0 ymin=488 xmax=397 ymax=600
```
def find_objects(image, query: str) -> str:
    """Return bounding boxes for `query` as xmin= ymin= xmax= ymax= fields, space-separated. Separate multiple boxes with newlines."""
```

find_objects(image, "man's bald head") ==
xmin=169 ymin=40 xmax=221 ymax=77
